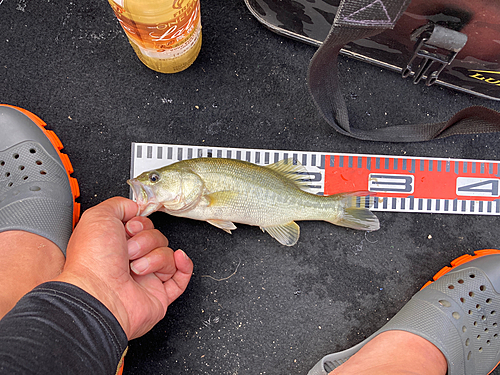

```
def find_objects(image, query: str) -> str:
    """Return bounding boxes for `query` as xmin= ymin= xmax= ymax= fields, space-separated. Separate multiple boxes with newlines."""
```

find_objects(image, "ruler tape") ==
xmin=130 ymin=143 xmax=500 ymax=216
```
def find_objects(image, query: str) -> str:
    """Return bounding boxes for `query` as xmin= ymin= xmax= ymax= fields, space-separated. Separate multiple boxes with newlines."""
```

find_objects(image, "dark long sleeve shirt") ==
xmin=0 ymin=282 xmax=128 ymax=374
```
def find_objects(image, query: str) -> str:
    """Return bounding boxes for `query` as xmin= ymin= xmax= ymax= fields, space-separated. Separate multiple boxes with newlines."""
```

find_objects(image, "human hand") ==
xmin=53 ymin=197 xmax=193 ymax=339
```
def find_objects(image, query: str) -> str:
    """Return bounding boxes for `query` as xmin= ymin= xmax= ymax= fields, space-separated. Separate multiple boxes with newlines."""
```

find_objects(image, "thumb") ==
xmin=80 ymin=197 xmax=139 ymax=224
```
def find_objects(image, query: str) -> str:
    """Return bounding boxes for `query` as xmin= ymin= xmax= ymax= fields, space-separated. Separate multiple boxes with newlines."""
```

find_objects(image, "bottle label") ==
xmin=111 ymin=0 xmax=201 ymax=58
xmin=138 ymin=20 xmax=201 ymax=59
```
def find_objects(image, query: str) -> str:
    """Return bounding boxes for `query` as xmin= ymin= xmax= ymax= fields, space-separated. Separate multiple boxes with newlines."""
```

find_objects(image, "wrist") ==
xmin=53 ymin=271 xmax=131 ymax=337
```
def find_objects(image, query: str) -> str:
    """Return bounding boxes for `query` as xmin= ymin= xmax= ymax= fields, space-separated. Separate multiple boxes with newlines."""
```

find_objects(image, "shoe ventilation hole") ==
xmin=487 ymin=298 xmax=493 ymax=304
xmin=495 ymin=334 xmax=498 ymax=338
xmin=485 ymin=328 xmax=489 ymax=332
xmin=477 ymin=335 xmax=481 ymax=340
xmin=479 ymin=347 xmax=483 ymax=353
xmin=13 ymin=153 xmax=19 ymax=159
xmin=467 ymin=351 xmax=472 ymax=360
xmin=470 ymin=274 xmax=476 ymax=278
xmin=463 ymin=326 xmax=467 ymax=333
xmin=477 ymin=304 xmax=481 ymax=309
xmin=487 ymin=340 xmax=491 ymax=345
xmin=474 ymin=321 xmax=478 ymax=326
xmin=458 ymin=279 xmax=464 ymax=284
xmin=465 ymin=338 xmax=470 ymax=346
xmin=480 ymin=285 xmax=487 ymax=291
xmin=448 ymin=285 xmax=455 ymax=290
xmin=439 ymin=300 xmax=452 ymax=307
xmin=36 ymin=160 xmax=42 ymax=165
xmin=5 ymin=172 xmax=10 ymax=177
xmin=469 ymin=310 xmax=473 ymax=315
xmin=29 ymin=186 xmax=40 ymax=191
xmin=7 ymin=182 xmax=13 ymax=187
xmin=19 ymin=165 xmax=24 ymax=170
xmin=470 ymin=292 xmax=475 ymax=297
xmin=40 ymin=170 xmax=46 ymax=175
xmin=29 ymin=148 xmax=36 ymax=154
xmin=492 ymin=311 xmax=497 ymax=316
xmin=461 ymin=297 xmax=466 ymax=303
xmin=452 ymin=312 xmax=460 ymax=320
xmin=0 ymin=161 xmax=4 ymax=166
xmin=494 ymin=323 xmax=498 ymax=328
xmin=482 ymin=315 xmax=487 ymax=321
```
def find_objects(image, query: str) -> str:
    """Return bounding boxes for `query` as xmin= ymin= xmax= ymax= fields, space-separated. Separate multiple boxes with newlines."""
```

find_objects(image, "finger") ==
xmin=67 ymin=198 xmax=138 ymax=261
xmin=130 ymin=246 xmax=175 ymax=275
xmin=153 ymin=249 xmax=193 ymax=282
xmin=125 ymin=216 xmax=155 ymax=237
xmin=83 ymin=197 xmax=138 ymax=225
xmin=127 ymin=229 xmax=169 ymax=259
xmin=163 ymin=250 xmax=193 ymax=303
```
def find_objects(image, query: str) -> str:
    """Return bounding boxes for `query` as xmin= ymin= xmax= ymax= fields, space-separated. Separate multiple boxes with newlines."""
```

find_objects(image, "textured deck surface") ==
xmin=2 ymin=1 xmax=500 ymax=374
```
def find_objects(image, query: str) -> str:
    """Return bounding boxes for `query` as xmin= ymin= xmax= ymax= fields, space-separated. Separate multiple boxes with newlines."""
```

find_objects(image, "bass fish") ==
xmin=127 ymin=157 xmax=379 ymax=246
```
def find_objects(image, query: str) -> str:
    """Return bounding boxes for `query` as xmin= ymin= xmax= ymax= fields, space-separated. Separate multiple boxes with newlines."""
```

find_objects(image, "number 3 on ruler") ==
xmin=457 ymin=177 xmax=500 ymax=197
xmin=368 ymin=174 xmax=414 ymax=193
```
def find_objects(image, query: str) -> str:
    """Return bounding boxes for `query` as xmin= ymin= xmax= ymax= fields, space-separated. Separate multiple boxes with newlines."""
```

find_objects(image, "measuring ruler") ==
xmin=130 ymin=143 xmax=500 ymax=216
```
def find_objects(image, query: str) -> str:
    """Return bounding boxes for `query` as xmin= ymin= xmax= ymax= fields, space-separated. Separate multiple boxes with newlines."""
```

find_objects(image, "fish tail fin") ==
xmin=328 ymin=192 xmax=380 ymax=231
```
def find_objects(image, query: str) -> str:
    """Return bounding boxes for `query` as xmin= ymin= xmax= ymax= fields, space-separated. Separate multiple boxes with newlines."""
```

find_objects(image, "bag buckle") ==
xmin=402 ymin=24 xmax=467 ymax=86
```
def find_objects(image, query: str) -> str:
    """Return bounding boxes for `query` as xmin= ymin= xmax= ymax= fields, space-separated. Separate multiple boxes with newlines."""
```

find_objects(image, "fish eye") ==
xmin=149 ymin=172 xmax=160 ymax=183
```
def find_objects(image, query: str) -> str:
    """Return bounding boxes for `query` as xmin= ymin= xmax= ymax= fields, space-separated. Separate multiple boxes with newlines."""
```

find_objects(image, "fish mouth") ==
xmin=127 ymin=179 xmax=162 ymax=216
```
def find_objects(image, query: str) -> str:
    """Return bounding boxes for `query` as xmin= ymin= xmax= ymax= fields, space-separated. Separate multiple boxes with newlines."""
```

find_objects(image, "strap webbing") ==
xmin=307 ymin=0 xmax=500 ymax=142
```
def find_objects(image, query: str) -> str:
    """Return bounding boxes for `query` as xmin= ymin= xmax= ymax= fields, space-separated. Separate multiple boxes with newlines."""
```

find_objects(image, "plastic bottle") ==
xmin=108 ymin=0 xmax=202 ymax=74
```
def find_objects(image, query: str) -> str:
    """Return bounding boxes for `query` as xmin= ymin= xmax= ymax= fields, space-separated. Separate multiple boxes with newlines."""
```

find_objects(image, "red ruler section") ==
xmin=324 ymin=154 xmax=500 ymax=215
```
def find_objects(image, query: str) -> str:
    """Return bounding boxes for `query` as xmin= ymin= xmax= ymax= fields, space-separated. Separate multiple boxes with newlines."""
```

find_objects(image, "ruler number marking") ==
xmin=368 ymin=174 xmax=414 ymax=193
xmin=456 ymin=177 xmax=500 ymax=197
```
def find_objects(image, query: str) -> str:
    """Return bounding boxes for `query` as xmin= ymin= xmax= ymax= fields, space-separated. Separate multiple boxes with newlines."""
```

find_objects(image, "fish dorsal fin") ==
xmin=261 ymin=221 xmax=300 ymax=246
xmin=265 ymin=159 xmax=313 ymax=192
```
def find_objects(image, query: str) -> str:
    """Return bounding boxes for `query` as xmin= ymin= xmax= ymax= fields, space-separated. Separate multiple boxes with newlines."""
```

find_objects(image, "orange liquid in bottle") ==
xmin=109 ymin=0 xmax=202 ymax=74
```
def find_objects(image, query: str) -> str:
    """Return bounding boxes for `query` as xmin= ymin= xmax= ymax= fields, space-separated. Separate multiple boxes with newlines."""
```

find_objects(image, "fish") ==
xmin=127 ymin=157 xmax=379 ymax=246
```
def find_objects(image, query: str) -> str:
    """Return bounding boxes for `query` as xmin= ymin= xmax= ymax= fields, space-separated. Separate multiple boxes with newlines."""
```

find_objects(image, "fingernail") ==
xmin=126 ymin=220 xmax=143 ymax=234
xmin=127 ymin=240 xmax=140 ymax=258
xmin=131 ymin=258 xmax=149 ymax=274
xmin=179 ymin=249 xmax=189 ymax=259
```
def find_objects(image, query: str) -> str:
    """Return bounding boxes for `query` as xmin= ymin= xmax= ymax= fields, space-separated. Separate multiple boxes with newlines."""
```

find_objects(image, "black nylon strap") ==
xmin=307 ymin=0 xmax=500 ymax=142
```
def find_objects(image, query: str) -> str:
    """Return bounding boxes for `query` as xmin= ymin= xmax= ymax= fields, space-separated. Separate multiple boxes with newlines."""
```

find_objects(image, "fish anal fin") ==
xmin=265 ymin=159 xmax=313 ymax=193
xmin=261 ymin=221 xmax=300 ymax=246
xmin=207 ymin=219 xmax=237 ymax=234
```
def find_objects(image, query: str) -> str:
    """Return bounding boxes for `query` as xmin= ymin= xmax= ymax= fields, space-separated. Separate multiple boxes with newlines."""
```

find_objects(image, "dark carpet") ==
xmin=2 ymin=0 xmax=500 ymax=374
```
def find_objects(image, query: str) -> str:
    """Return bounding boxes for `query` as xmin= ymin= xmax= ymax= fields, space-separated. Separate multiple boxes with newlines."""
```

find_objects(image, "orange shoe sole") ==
xmin=1 ymin=104 xmax=81 ymax=228
xmin=421 ymin=249 xmax=500 ymax=290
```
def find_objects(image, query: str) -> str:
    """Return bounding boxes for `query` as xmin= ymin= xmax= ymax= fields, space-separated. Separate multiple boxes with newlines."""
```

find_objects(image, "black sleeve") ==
xmin=0 ymin=281 xmax=128 ymax=375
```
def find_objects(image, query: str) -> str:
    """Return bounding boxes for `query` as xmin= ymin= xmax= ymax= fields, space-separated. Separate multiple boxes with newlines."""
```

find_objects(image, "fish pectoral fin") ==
xmin=204 ymin=191 xmax=239 ymax=207
xmin=261 ymin=221 xmax=300 ymax=246
xmin=207 ymin=219 xmax=237 ymax=234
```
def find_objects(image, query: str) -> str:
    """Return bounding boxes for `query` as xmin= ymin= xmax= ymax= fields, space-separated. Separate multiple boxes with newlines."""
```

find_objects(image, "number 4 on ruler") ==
xmin=457 ymin=178 xmax=500 ymax=197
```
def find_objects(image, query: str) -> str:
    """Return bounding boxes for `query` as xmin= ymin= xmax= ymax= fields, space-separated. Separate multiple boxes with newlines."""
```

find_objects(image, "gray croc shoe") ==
xmin=0 ymin=105 xmax=80 ymax=255
xmin=309 ymin=249 xmax=500 ymax=375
